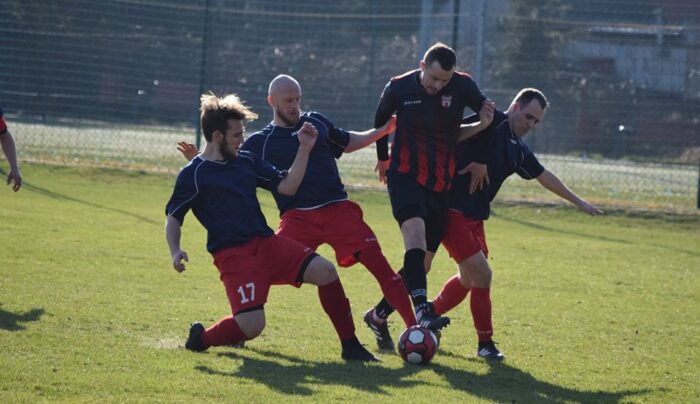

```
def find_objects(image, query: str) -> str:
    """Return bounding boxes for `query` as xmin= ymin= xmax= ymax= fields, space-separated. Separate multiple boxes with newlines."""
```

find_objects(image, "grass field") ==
xmin=1 ymin=163 xmax=698 ymax=402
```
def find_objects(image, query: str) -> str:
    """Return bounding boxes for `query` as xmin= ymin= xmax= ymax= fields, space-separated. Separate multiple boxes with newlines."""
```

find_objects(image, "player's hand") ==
xmin=6 ymin=169 xmax=22 ymax=192
xmin=298 ymin=122 xmax=318 ymax=151
xmin=172 ymin=250 xmax=189 ymax=273
xmin=479 ymin=99 xmax=495 ymax=128
xmin=378 ymin=116 xmax=396 ymax=136
xmin=177 ymin=141 xmax=199 ymax=162
xmin=458 ymin=162 xmax=489 ymax=194
xmin=577 ymin=200 xmax=604 ymax=216
xmin=375 ymin=160 xmax=390 ymax=184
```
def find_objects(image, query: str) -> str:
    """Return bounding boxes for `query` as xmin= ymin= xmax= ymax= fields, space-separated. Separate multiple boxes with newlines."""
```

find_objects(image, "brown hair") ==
xmin=513 ymin=88 xmax=549 ymax=110
xmin=200 ymin=92 xmax=258 ymax=141
xmin=423 ymin=42 xmax=456 ymax=71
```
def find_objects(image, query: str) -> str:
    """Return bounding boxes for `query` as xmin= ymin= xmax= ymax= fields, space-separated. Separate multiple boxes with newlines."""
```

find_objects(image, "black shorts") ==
xmin=386 ymin=171 xmax=449 ymax=252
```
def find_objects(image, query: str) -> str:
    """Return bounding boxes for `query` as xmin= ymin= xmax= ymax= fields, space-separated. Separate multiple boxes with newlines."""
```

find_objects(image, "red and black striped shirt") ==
xmin=374 ymin=69 xmax=485 ymax=192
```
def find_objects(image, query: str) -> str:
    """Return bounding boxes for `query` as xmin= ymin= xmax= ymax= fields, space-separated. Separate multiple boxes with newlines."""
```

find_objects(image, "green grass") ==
xmin=1 ymin=163 xmax=698 ymax=402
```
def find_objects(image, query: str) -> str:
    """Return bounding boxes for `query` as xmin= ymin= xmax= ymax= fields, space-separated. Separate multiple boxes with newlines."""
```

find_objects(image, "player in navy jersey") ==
xmin=178 ymin=75 xmax=418 ymax=353
xmin=165 ymin=92 xmax=377 ymax=362
xmin=366 ymin=42 xmax=495 ymax=339
xmin=427 ymin=88 xmax=602 ymax=360
xmin=0 ymin=107 xmax=22 ymax=191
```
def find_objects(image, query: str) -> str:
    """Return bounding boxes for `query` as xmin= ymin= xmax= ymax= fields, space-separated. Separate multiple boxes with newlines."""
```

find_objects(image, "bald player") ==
xmin=179 ymin=75 xmax=418 ymax=353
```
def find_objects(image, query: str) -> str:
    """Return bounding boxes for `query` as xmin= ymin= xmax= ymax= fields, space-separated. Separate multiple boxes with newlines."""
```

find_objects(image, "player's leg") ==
xmin=302 ymin=255 xmax=378 ymax=362
xmin=460 ymin=253 xmax=502 ymax=360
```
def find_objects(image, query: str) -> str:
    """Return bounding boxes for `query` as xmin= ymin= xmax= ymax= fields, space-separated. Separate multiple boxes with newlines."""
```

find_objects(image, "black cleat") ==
xmin=417 ymin=303 xmax=451 ymax=332
xmin=185 ymin=322 xmax=207 ymax=352
xmin=477 ymin=341 xmax=504 ymax=361
xmin=341 ymin=337 xmax=380 ymax=362
xmin=363 ymin=309 xmax=395 ymax=352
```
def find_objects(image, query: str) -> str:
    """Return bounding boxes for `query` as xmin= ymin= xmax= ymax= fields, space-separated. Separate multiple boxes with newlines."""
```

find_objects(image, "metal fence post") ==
xmin=195 ymin=0 xmax=211 ymax=149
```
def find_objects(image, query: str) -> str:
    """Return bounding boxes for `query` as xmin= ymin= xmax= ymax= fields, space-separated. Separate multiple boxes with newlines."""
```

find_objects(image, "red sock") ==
xmin=202 ymin=315 xmax=248 ymax=347
xmin=432 ymin=274 xmax=470 ymax=315
xmin=318 ymin=278 xmax=355 ymax=341
xmin=470 ymin=287 xmax=493 ymax=341
xmin=359 ymin=246 xmax=416 ymax=327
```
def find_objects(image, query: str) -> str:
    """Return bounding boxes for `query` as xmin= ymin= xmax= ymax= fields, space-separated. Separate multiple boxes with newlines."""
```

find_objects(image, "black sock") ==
xmin=403 ymin=248 xmax=427 ymax=309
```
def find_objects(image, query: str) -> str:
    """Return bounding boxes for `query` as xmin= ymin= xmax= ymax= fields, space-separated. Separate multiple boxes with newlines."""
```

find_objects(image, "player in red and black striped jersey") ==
xmin=0 ymin=107 xmax=22 ymax=191
xmin=366 ymin=43 xmax=495 ymax=340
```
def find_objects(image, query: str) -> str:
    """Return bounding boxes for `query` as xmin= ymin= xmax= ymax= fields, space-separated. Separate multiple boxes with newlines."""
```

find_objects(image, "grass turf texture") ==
xmin=0 ymin=163 xmax=698 ymax=402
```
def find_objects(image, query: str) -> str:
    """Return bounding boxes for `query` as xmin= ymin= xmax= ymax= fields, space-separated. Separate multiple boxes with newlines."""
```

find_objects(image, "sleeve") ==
xmin=164 ymin=168 xmax=198 ymax=224
xmin=239 ymin=134 xmax=263 ymax=156
xmin=461 ymin=113 xmax=495 ymax=165
xmin=516 ymin=144 xmax=545 ymax=180
xmin=461 ymin=75 xmax=487 ymax=114
xmin=312 ymin=112 xmax=349 ymax=159
xmin=0 ymin=107 xmax=7 ymax=134
xmin=374 ymin=82 xmax=398 ymax=161
xmin=252 ymin=152 xmax=288 ymax=192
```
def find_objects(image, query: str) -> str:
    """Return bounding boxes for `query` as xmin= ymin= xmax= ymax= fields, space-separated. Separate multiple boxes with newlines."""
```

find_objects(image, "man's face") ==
xmin=218 ymin=119 xmax=245 ymax=160
xmin=420 ymin=60 xmax=454 ymax=95
xmin=270 ymin=86 xmax=301 ymax=126
xmin=510 ymin=99 xmax=546 ymax=137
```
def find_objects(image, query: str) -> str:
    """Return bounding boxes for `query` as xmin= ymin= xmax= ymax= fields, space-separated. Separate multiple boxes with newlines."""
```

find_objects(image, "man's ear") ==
xmin=267 ymin=95 xmax=274 ymax=107
xmin=212 ymin=130 xmax=224 ymax=142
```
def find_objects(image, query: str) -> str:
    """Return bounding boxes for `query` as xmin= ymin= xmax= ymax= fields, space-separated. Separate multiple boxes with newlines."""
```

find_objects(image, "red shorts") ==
xmin=441 ymin=209 xmax=488 ymax=263
xmin=212 ymin=235 xmax=315 ymax=314
xmin=277 ymin=200 xmax=380 ymax=267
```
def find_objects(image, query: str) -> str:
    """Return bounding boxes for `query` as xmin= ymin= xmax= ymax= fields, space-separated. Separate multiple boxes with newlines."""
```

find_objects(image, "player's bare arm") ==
xmin=0 ymin=130 xmax=22 ymax=191
xmin=177 ymin=141 xmax=198 ymax=162
xmin=277 ymin=122 xmax=318 ymax=196
xmin=165 ymin=215 xmax=189 ymax=272
xmin=344 ymin=116 xmax=396 ymax=153
xmin=536 ymin=169 xmax=604 ymax=216
xmin=457 ymin=100 xmax=495 ymax=143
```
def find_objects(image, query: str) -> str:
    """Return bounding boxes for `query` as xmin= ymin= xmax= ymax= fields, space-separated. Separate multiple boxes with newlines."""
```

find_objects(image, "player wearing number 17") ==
xmin=165 ymin=93 xmax=377 ymax=361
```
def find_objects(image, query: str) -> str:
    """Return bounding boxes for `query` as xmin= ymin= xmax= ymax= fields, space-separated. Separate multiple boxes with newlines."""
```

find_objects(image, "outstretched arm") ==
xmin=536 ymin=169 xmax=603 ymax=215
xmin=0 ymin=130 xmax=22 ymax=191
xmin=165 ymin=215 xmax=189 ymax=272
xmin=344 ymin=116 xmax=396 ymax=153
xmin=277 ymin=122 xmax=318 ymax=196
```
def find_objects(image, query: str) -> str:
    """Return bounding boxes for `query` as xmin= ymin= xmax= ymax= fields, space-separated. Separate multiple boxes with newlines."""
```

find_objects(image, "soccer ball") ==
xmin=398 ymin=325 xmax=439 ymax=365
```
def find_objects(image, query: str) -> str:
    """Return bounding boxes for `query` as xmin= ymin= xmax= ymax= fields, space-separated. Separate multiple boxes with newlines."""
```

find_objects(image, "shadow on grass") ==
xmin=0 ymin=304 xmax=45 ymax=331
xmin=195 ymin=346 xmax=430 ymax=396
xmin=433 ymin=349 xmax=654 ymax=403
xmin=6 ymin=171 xmax=159 ymax=225
xmin=196 ymin=345 xmax=655 ymax=401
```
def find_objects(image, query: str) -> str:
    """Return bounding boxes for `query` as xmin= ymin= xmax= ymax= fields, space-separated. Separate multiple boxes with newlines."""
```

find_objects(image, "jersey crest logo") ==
xmin=441 ymin=95 xmax=452 ymax=108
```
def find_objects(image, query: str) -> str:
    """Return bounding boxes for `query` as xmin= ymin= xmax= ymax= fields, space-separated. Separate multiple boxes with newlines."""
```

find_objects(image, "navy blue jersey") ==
xmin=241 ymin=111 xmax=350 ymax=214
xmin=165 ymin=151 xmax=287 ymax=253
xmin=374 ymin=69 xmax=486 ymax=192
xmin=450 ymin=110 xmax=545 ymax=220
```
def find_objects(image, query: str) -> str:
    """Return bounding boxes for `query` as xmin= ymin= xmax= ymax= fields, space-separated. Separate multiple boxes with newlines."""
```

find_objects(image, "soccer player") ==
xmin=165 ymin=92 xmax=377 ymax=362
xmin=0 ymin=107 xmax=22 ymax=191
xmin=179 ymin=75 xmax=418 ymax=353
xmin=430 ymin=88 xmax=603 ymax=360
xmin=365 ymin=42 xmax=494 ymax=343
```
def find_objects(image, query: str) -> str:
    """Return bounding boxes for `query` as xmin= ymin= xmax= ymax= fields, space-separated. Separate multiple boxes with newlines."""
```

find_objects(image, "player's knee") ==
xmin=461 ymin=252 xmax=492 ymax=287
xmin=303 ymin=256 xmax=338 ymax=286
xmin=235 ymin=310 xmax=266 ymax=339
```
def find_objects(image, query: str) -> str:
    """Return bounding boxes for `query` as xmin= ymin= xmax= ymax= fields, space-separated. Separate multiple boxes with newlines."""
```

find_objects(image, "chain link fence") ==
xmin=1 ymin=0 xmax=698 ymax=212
